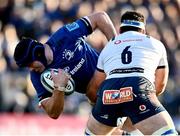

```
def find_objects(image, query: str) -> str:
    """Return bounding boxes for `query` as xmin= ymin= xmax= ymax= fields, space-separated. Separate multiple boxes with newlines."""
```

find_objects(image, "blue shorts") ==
xmin=92 ymin=76 xmax=165 ymax=127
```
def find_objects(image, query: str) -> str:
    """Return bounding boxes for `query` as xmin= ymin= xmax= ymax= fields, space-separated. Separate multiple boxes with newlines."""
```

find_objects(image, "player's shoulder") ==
xmin=146 ymin=34 xmax=164 ymax=47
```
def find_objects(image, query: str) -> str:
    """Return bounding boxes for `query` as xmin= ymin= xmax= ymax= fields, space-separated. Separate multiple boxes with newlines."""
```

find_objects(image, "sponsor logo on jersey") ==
xmin=70 ymin=58 xmax=85 ymax=75
xmin=63 ymin=66 xmax=70 ymax=73
xmin=109 ymin=67 xmax=144 ymax=74
xmin=103 ymin=87 xmax=133 ymax=104
xmin=138 ymin=104 xmax=150 ymax=114
xmin=122 ymin=39 xmax=143 ymax=42
xmin=62 ymin=58 xmax=85 ymax=75
xmin=114 ymin=39 xmax=142 ymax=45
xmin=114 ymin=40 xmax=121 ymax=44
xmin=139 ymin=104 xmax=146 ymax=111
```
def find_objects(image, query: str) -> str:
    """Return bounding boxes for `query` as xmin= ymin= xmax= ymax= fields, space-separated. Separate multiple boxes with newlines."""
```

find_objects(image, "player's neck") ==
xmin=44 ymin=44 xmax=53 ymax=65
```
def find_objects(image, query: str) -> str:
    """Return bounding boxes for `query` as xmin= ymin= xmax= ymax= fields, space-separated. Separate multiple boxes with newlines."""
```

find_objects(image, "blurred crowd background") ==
xmin=0 ymin=0 xmax=180 ymax=132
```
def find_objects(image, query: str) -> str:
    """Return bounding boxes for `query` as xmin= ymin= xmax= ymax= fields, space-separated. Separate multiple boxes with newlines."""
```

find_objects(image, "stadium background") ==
xmin=0 ymin=0 xmax=179 ymax=135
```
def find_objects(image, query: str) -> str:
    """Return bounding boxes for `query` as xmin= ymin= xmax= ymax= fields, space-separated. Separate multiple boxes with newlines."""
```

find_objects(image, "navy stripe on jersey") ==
xmin=109 ymin=67 xmax=144 ymax=75
xmin=97 ymin=67 xmax=104 ymax=73
xmin=157 ymin=66 xmax=166 ymax=69
xmin=80 ymin=17 xmax=93 ymax=34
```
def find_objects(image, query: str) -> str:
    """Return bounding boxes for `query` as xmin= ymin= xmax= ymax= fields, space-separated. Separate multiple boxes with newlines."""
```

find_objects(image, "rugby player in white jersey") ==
xmin=84 ymin=11 xmax=177 ymax=135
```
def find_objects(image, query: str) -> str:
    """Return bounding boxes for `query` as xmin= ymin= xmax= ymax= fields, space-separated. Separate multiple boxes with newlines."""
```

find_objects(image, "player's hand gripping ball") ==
xmin=40 ymin=69 xmax=75 ymax=95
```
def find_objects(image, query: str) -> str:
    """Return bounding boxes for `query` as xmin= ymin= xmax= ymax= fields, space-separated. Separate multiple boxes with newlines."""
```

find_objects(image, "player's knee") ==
xmin=152 ymin=126 xmax=178 ymax=135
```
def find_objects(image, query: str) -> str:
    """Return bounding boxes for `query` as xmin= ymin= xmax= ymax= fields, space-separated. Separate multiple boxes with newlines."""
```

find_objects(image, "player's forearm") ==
xmin=86 ymin=70 xmax=106 ymax=104
xmin=86 ymin=85 xmax=98 ymax=105
xmin=88 ymin=11 xmax=117 ymax=41
xmin=155 ymin=74 xmax=169 ymax=96
xmin=155 ymin=67 xmax=169 ymax=96
xmin=41 ymin=90 xmax=64 ymax=119
xmin=155 ymin=83 xmax=166 ymax=96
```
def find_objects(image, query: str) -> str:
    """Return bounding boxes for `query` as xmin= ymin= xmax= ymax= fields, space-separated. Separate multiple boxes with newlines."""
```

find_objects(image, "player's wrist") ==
xmin=54 ymin=84 xmax=66 ymax=92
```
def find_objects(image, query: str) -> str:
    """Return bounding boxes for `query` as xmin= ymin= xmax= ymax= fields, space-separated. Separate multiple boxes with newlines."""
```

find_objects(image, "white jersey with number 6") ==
xmin=97 ymin=31 xmax=168 ymax=84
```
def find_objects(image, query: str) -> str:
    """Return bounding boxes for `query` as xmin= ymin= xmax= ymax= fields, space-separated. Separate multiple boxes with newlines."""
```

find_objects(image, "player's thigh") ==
xmin=134 ymin=111 xmax=176 ymax=135
xmin=127 ymin=92 xmax=176 ymax=135
xmin=87 ymin=114 xmax=115 ymax=135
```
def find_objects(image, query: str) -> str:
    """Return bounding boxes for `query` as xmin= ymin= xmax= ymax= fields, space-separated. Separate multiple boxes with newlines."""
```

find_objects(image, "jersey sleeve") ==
xmin=64 ymin=17 xmax=93 ymax=38
xmin=97 ymin=40 xmax=113 ymax=72
xmin=157 ymin=44 xmax=168 ymax=69
xmin=46 ymin=17 xmax=93 ymax=47
xmin=30 ymin=71 xmax=52 ymax=102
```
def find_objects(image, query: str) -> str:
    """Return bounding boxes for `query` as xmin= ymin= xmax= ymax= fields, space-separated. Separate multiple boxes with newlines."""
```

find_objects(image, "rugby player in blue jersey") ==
xmin=13 ymin=11 xmax=117 ymax=119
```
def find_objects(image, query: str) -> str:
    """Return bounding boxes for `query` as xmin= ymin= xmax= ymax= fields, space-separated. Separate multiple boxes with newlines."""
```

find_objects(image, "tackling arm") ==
xmin=86 ymin=70 xmax=106 ymax=104
xmin=41 ymin=69 xmax=70 ymax=119
xmin=41 ymin=90 xmax=64 ymax=119
xmin=87 ymin=11 xmax=117 ymax=41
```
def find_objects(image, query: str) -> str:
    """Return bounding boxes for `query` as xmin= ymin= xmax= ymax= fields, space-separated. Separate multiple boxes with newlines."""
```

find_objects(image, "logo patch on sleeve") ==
xmin=103 ymin=87 xmax=133 ymax=104
xmin=66 ymin=22 xmax=79 ymax=31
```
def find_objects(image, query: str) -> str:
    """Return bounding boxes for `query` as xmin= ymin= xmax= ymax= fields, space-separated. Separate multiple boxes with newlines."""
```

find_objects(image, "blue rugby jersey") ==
xmin=30 ymin=18 xmax=99 ymax=101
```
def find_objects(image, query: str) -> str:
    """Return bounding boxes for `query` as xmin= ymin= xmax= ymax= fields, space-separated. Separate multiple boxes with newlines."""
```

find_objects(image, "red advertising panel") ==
xmin=0 ymin=113 xmax=88 ymax=135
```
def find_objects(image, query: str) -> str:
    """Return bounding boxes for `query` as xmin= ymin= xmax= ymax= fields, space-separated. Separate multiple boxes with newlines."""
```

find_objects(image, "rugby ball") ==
xmin=40 ymin=69 xmax=75 ymax=95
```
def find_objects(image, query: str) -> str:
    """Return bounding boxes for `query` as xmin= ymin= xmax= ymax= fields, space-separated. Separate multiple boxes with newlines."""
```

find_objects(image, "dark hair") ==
xmin=14 ymin=37 xmax=46 ymax=67
xmin=120 ymin=11 xmax=145 ymax=33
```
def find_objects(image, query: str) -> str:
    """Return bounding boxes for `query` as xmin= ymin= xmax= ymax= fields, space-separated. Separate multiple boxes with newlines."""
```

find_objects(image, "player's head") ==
xmin=120 ymin=11 xmax=146 ymax=34
xmin=14 ymin=37 xmax=47 ymax=68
